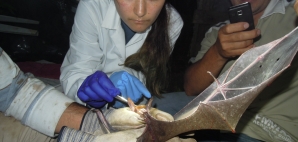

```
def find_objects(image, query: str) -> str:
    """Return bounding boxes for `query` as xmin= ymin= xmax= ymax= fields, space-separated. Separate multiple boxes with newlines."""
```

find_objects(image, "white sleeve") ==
xmin=5 ymin=79 xmax=75 ymax=137
xmin=0 ymin=48 xmax=75 ymax=137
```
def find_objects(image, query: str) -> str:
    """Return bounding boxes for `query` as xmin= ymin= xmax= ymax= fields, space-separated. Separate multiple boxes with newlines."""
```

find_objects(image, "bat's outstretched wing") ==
xmin=137 ymin=27 xmax=298 ymax=142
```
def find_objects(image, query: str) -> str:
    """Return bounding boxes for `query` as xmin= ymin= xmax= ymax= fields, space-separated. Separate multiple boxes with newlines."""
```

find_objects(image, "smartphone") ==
xmin=228 ymin=2 xmax=255 ymax=31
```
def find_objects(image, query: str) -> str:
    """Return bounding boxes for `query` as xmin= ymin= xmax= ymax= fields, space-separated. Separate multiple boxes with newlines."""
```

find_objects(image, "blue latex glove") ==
xmin=110 ymin=71 xmax=151 ymax=108
xmin=78 ymin=71 xmax=120 ymax=108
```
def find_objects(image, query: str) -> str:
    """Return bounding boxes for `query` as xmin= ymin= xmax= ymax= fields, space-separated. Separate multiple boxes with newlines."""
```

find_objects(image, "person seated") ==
xmin=184 ymin=0 xmax=298 ymax=141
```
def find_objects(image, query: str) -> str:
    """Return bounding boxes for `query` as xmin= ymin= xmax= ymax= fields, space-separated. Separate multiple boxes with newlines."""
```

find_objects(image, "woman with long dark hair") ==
xmin=60 ymin=0 xmax=183 ymax=108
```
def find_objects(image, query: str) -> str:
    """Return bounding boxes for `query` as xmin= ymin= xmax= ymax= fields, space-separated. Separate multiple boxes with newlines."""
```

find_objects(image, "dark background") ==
xmin=0 ymin=0 xmax=231 ymax=92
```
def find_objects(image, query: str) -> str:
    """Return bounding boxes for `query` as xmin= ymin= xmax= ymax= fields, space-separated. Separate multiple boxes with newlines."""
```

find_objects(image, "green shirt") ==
xmin=194 ymin=0 xmax=298 ymax=141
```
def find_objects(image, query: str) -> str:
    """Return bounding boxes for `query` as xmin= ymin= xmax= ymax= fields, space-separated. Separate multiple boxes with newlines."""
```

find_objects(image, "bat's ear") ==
xmin=295 ymin=0 xmax=298 ymax=14
xmin=145 ymin=98 xmax=174 ymax=121
xmin=145 ymin=98 xmax=153 ymax=111
xmin=127 ymin=98 xmax=136 ymax=112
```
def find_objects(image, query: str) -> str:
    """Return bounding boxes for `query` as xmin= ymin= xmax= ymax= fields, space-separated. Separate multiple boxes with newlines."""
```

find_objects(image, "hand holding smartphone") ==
xmin=228 ymin=2 xmax=255 ymax=31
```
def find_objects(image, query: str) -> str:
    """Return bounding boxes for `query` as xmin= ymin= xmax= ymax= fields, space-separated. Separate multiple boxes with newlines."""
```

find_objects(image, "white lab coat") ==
xmin=60 ymin=0 xmax=183 ymax=104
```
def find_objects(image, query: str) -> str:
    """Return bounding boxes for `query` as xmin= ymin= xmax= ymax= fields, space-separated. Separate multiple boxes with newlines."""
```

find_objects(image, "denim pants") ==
xmin=152 ymin=92 xmax=196 ymax=116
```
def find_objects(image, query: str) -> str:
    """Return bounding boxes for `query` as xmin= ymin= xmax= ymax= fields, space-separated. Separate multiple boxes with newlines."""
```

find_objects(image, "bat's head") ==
xmin=127 ymin=98 xmax=174 ymax=121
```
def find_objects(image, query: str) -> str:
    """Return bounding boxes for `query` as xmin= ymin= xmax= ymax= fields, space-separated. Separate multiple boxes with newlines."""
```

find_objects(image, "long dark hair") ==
xmin=124 ymin=1 xmax=171 ymax=97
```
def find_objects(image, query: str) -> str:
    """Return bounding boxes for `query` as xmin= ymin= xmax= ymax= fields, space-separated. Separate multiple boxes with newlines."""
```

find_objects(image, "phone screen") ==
xmin=229 ymin=2 xmax=255 ymax=31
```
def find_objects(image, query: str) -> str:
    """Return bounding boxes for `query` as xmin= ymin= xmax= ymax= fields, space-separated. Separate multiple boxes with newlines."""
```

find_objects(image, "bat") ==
xmin=136 ymin=26 xmax=298 ymax=142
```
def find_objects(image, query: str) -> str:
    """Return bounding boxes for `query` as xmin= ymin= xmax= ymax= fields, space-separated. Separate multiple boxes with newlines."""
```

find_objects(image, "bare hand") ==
xmin=213 ymin=22 xmax=260 ymax=60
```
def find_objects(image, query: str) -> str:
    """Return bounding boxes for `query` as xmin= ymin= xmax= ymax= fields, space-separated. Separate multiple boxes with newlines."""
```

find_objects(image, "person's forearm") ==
xmin=184 ymin=45 xmax=227 ymax=96
xmin=55 ymin=102 xmax=89 ymax=133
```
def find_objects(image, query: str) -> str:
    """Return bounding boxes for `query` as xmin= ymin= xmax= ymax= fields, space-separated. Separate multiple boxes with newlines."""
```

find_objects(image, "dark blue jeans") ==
xmin=152 ymin=92 xmax=196 ymax=116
